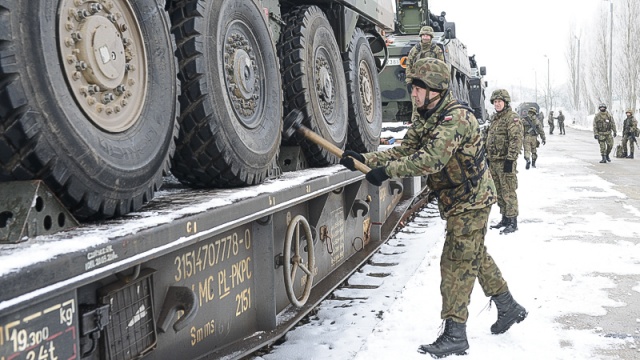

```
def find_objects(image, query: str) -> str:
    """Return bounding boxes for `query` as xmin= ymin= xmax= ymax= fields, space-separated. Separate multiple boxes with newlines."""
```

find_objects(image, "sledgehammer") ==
xmin=282 ymin=109 xmax=371 ymax=174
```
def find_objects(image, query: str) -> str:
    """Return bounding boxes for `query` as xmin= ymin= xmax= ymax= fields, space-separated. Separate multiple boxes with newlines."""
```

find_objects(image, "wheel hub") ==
xmin=58 ymin=0 xmax=147 ymax=133
xmin=359 ymin=60 xmax=374 ymax=123
xmin=225 ymin=30 xmax=261 ymax=127
xmin=315 ymin=54 xmax=335 ymax=121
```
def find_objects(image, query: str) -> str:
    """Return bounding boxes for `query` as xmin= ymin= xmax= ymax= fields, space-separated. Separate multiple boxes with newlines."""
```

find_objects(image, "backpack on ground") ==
xmin=615 ymin=144 xmax=626 ymax=158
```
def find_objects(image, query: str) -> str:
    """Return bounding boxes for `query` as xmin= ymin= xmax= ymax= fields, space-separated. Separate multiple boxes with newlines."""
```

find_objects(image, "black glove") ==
xmin=594 ymin=135 xmax=599 ymax=140
xmin=503 ymin=160 xmax=513 ymax=173
xmin=340 ymin=150 xmax=365 ymax=171
xmin=542 ymin=139 xmax=546 ymax=145
xmin=365 ymin=167 xmax=390 ymax=186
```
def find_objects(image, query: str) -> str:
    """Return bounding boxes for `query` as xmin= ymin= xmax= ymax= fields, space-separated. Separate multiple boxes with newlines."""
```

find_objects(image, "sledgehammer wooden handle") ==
xmin=282 ymin=109 xmax=371 ymax=174
xmin=296 ymin=126 xmax=372 ymax=173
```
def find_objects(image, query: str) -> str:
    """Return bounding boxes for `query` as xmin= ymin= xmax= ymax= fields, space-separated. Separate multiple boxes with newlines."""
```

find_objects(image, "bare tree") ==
xmin=617 ymin=0 xmax=640 ymax=113
xmin=586 ymin=12 xmax=610 ymax=108
xmin=565 ymin=27 xmax=580 ymax=110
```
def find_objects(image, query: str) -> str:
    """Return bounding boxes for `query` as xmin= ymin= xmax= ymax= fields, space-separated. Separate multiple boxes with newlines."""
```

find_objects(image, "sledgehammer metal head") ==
xmin=282 ymin=109 xmax=305 ymax=141
xmin=281 ymin=109 xmax=372 ymax=174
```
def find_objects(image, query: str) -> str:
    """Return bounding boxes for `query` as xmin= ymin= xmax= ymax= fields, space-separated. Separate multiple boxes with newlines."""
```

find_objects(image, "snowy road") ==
xmin=250 ymin=126 xmax=640 ymax=360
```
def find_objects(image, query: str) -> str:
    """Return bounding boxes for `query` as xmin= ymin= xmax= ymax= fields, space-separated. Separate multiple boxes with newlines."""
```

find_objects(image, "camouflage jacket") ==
xmin=557 ymin=113 xmax=565 ymax=123
xmin=523 ymin=115 xmax=545 ymax=141
xmin=622 ymin=116 xmax=638 ymax=136
xmin=362 ymin=93 xmax=496 ymax=218
xmin=486 ymin=107 xmax=523 ymax=161
xmin=548 ymin=113 xmax=554 ymax=125
xmin=405 ymin=41 xmax=445 ymax=83
xmin=593 ymin=111 xmax=616 ymax=136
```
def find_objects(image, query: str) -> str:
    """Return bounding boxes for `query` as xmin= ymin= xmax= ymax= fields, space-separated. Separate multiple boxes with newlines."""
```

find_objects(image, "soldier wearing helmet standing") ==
xmin=405 ymin=26 xmax=445 ymax=123
xmin=340 ymin=58 xmax=527 ymax=358
xmin=548 ymin=111 xmax=555 ymax=135
xmin=593 ymin=103 xmax=617 ymax=163
xmin=557 ymin=110 xmax=566 ymax=135
xmin=621 ymin=109 xmax=638 ymax=159
xmin=486 ymin=89 xmax=523 ymax=234
xmin=522 ymin=107 xmax=546 ymax=169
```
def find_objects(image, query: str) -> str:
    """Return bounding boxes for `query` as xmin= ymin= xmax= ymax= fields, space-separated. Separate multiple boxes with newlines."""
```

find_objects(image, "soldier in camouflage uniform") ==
xmin=522 ymin=107 xmax=546 ymax=169
xmin=593 ymin=103 xmax=617 ymax=163
xmin=557 ymin=110 xmax=566 ymax=135
xmin=621 ymin=109 xmax=638 ymax=159
xmin=486 ymin=89 xmax=523 ymax=234
xmin=340 ymin=58 xmax=527 ymax=358
xmin=405 ymin=26 xmax=445 ymax=123
xmin=547 ymin=110 xmax=555 ymax=135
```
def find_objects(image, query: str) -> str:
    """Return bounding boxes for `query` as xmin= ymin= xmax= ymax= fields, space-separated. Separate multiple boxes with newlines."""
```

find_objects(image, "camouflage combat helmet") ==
xmin=626 ymin=109 xmax=633 ymax=114
xmin=419 ymin=26 xmax=434 ymax=37
xmin=489 ymin=89 xmax=511 ymax=104
xmin=528 ymin=107 xmax=537 ymax=114
xmin=408 ymin=58 xmax=450 ymax=91
xmin=599 ymin=103 xmax=607 ymax=109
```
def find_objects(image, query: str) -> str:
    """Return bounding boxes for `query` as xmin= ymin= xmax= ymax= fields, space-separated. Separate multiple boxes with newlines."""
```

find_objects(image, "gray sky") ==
xmin=429 ymin=0 xmax=607 ymax=91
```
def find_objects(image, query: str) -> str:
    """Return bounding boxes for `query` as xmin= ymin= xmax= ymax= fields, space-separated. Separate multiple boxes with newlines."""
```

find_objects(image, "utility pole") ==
xmin=544 ymin=55 xmax=550 ymax=111
xmin=575 ymin=35 xmax=580 ymax=110
xmin=609 ymin=0 xmax=613 ymax=108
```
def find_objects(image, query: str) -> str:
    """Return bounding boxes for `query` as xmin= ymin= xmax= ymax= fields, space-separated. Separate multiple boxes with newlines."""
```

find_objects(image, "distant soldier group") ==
xmin=547 ymin=110 xmax=565 ymax=135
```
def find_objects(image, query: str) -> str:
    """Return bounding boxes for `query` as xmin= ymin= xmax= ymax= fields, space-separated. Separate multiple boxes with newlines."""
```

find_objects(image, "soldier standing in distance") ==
xmin=621 ymin=109 xmax=638 ymax=159
xmin=557 ymin=110 xmax=566 ymax=135
xmin=339 ymin=58 xmax=527 ymax=358
xmin=486 ymin=89 xmax=523 ymax=234
xmin=405 ymin=26 xmax=444 ymax=123
xmin=593 ymin=103 xmax=617 ymax=163
xmin=522 ymin=107 xmax=546 ymax=169
xmin=547 ymin=110 xmax=555 ymax=135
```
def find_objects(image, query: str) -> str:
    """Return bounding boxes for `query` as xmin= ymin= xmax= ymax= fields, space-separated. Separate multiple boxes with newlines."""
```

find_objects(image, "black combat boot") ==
xmin=525 ymin=159 xmax=530 ymax=170
xmin=606 ymin=155 xmax=611 ymax=162
xmin=418 ymin=319 xmax=469 ymax=358
xmin=500 ymin=217 xmax=517 ymax=234
xmin=490 ymin=215 xmax=508 ymax=229
xmin=490 ymin=291 xmax=528 ymax=334
xmin=599 ymin=155 xmax=607 ymax=163
xmin=627 ymin=153 xmax=634 ymax=159
xmin=531 ymin=159 xmax=536 ymax=168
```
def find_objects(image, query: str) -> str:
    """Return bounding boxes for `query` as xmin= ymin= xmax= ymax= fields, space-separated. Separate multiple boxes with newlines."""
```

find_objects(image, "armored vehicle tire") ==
xmin=0 ymin=0 xmax=178 ymax=220
xmin=168 ymin=0 xmax=282 ymax=188
xmin=344 ymin=29 xmax=382 ymax=152
xmin=279 ymin=6 xmax=348 ymax=166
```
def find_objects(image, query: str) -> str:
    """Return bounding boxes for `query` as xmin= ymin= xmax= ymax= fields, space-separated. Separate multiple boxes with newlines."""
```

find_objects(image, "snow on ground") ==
xmin=252 ymin=127 xmax=640 ymax=360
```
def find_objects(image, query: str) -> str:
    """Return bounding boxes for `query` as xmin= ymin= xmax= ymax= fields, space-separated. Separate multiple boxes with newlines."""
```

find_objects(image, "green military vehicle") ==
xmin=0 ymin=1 xmax=412 ymax=359
xmin=378 ymin=0 xmax=488 ymax=123
xmin=517 ymin=102 xmax=545 ymax=126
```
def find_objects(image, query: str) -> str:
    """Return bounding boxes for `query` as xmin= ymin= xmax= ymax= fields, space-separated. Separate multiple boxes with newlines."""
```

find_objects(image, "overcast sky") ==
xmin=428 ymin=0 xmax=608 ymax=91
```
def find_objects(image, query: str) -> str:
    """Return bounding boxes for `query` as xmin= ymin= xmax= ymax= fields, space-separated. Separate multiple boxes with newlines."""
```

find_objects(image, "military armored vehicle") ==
xmin=0 ymin=1 xmax=416 ymax=359
xmin=0 ymin=0 xmax=393 ymax=221
xmin=517 ymin=102 xmax=545 ymax=126
xmin=378 ymin=0 xmax=487 ymax=123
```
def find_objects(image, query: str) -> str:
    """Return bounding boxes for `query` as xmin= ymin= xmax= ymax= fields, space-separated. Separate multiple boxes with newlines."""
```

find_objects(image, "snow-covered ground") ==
xmin=251 ymin=125 xmax=640 ymax=360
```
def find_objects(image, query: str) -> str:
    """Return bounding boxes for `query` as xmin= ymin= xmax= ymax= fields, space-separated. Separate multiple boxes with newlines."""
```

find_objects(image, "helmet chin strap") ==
xmin=417 ymin=89 xmax=448 ymax=119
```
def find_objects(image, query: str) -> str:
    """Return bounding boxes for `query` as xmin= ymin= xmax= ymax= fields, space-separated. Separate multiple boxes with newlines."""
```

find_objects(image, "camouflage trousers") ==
xmin=597 ymin=133 xmax=614 ymax=155
xmin=523 ymin=135 xmax=540 ymax=161
xmin=548 ymin=121 xmax=554 ymax=134
xmin=622 ymin=135 xmax=636 ymax=155
xmin=558 ymin=121 xmax=565 ymax=134
xmin=440 ymin=206 xmax=509 ymax=323
xmin=489 ymin=160 xmax=518 ymax=217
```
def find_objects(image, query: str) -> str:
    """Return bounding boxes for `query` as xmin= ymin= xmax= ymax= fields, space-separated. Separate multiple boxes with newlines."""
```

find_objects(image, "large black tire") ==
xmin=0 ymin=0 xmax=178 ymax=220
xmin=168 ymin=0 xmax=282 ymax=187
xmin=344 ymin=29 xmax=382 ymax=153
xmin=278 ymin=6 xmax=348 ymax=166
